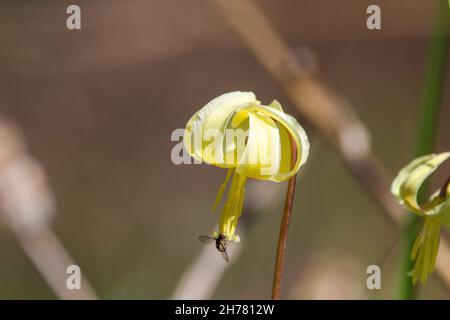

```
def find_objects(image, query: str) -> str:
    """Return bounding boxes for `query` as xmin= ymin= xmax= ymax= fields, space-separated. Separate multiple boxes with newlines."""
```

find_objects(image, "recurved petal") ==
xmin=184 ymin=91 xmax=258 ymax=165
xmin=241 ymin=104 xmax=310 ymax=182
xmin=391 ymin=152 xmax=450 ymax=215
xmin=234 ymin=111 xmax=282 ymax=179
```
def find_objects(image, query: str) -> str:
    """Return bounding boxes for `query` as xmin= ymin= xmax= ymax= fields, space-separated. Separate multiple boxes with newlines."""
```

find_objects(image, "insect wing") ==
xmin=198 ymin=235 xmax=215 ymax=244
xmin=221 ymin=250 xmax=230 ymax=263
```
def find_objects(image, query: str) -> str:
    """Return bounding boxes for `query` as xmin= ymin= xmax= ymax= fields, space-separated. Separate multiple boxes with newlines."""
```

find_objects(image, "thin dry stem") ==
xmin=272 ymin=135 xmax=297 ymax=300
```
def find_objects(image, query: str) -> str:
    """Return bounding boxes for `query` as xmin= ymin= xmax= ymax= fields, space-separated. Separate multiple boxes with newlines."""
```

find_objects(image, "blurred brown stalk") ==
xmin=0 ymin=117 xmax=98 ymax=299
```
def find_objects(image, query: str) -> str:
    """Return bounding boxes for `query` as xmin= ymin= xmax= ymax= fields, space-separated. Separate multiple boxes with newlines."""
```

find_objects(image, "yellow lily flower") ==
xmin=184 ymin=91 xmax=309 ymax=244
xmin=391 ymin=152 xmax=450 ymax=284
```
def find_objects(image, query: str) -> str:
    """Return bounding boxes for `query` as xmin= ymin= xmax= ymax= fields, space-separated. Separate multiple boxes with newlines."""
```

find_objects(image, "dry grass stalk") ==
xmin=0 ymin=117 xmax=98 ymax=299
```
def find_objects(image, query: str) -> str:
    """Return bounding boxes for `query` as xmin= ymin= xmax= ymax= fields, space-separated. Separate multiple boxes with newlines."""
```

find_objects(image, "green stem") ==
xmin=396 ymin=0 xmax=449 ymax=300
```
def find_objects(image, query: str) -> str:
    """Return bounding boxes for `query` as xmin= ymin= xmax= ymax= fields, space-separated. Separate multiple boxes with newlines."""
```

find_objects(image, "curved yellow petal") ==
xmin=391 ymin=152 xmax=450 ymax=215
xmin=234 ymin=111 xmax=281 ymax=179
xmin=184 ymin=91 xmax=258 ymax=166
xmin=240 ymin=104 xmax=310 ymax=182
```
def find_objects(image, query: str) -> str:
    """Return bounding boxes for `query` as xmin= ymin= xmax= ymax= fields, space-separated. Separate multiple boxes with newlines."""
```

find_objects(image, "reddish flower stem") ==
xmin=272 ymin=134 xmax=297 ymax=300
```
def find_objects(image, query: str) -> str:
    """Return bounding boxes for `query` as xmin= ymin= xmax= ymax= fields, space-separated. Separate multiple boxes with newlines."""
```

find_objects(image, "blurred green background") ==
xmin=0 ymin=0 xmax=449 ymax=299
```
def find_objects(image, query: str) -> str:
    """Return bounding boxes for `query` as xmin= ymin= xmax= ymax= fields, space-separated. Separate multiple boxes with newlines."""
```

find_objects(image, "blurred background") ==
xmin=0 ymin=0 xmax=449 ymax=299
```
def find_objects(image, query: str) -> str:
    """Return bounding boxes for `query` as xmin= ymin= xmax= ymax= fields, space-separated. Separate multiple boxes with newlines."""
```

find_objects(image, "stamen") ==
xmin=212 ymin=168 xmax=234 ymax=213
xmin=409 ymin=217 xmax=441 ymax=284
xmin=217 ymin=169 xmax=247 ymax=240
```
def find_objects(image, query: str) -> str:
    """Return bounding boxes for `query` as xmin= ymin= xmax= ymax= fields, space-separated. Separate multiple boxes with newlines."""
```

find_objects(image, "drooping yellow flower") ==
xmin=184 ymin=91 xmax=309 ymax=244
xmin=391 ymin=152 xmax=450 ymax=284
